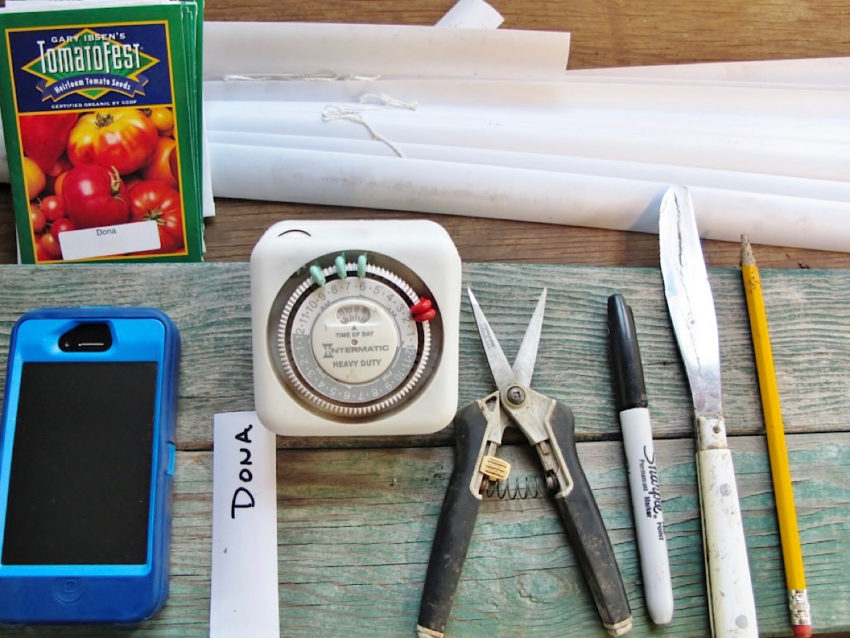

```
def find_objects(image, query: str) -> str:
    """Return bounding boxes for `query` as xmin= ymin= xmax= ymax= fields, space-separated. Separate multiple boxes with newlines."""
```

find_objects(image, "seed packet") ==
xmin=0 ymin=0 xmax=205 ymax=263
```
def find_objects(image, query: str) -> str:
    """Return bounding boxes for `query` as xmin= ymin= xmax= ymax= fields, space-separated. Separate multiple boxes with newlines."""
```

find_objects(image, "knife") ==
xmin=658 ymin=185 xmax=758 ymax=638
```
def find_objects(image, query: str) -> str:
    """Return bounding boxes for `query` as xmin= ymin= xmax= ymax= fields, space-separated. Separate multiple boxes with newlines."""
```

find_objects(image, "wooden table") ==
xmin=0 ymin=2 xmax=849 ymax=637
xmin=1 ymin=263 xmax=849 ymax=638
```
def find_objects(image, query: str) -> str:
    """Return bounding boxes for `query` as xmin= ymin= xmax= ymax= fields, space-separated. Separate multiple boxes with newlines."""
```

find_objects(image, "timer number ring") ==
xmin=272 ymin=261 xmax=434 ymax=418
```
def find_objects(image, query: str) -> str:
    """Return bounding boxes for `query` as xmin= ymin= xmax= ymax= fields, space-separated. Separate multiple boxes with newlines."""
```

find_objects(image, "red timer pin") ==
xmin=411 ymin=297 xmax=437 ymax=322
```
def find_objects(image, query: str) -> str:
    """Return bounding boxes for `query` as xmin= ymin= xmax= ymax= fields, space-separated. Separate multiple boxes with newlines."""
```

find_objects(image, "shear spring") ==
xmin=483 ymin=475 xmax=545 ymax=500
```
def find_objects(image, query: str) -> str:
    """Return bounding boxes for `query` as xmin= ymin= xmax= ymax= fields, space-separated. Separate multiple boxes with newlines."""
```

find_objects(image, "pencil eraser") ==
xmin=793 ymin=624 xmax=813 ymax=638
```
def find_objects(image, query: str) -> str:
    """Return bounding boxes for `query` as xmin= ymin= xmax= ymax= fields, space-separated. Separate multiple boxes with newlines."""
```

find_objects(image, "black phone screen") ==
xmin=2 ymin=362 xmax=157 ymax=565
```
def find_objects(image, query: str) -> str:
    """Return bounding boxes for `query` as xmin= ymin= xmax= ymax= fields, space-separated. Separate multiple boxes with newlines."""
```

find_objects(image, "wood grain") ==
xmin=1 ymin=263 xmax=848 ymax=448
xmin=0 ymin=264 xmax=848 ymax=636
xmin=0 ymin=433 xmax=847 ymax=637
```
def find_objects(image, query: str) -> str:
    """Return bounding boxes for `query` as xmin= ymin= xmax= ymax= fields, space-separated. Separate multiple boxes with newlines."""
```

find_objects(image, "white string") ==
xmin=321 ymin=94 xmax=418 ymax=158
xmin=321 ymin=106 xmax=406 ymax=158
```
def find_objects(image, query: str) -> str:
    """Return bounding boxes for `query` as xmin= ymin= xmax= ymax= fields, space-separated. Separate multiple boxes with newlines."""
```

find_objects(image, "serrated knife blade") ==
xmin=659 ymin=185 xmax=758 ymax=638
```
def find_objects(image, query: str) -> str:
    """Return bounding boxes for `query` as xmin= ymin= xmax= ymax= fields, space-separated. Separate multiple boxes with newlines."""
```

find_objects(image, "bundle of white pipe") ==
xmin=2 ymin=8 xmax=849 ymax=250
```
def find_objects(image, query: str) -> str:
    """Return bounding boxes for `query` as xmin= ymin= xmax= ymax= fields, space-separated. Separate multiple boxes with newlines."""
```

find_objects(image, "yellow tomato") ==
xmin=67 ymin=108 xmax=159 ymax=175
xmin=22 ymin=156 xmax=46 ymax=200
xmin=148 ymin=107 xmax=174 ymax=133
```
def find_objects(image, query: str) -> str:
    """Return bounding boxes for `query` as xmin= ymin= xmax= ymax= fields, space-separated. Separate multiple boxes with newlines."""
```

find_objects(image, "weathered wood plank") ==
xmin=0 ymin=263 xmax=847 ymax=635
xmin=0 ymin=263 xmax=847 ymax=447
xmin=0 ymin=432 xmax=846 ymax=637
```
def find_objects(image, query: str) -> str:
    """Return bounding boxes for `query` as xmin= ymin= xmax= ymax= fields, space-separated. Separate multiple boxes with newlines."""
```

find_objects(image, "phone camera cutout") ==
xmin=59 ymin=323 xmax=113 ymax=352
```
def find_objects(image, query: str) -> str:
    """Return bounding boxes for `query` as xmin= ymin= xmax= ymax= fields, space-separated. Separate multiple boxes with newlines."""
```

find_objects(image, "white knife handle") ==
xmin=696 ymin=447 xmax=758 ymax=638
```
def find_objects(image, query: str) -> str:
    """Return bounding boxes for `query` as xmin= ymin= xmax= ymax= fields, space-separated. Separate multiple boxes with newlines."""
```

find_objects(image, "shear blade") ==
xmin=513 ymin=288 xmax=546 ymax=387
xmin=467 ymin=288 xmax=546 ymax=390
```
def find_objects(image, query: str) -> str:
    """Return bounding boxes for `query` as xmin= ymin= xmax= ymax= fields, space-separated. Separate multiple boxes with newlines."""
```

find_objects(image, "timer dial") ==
xmin=270 ymin=258 xmax=439 ymax=418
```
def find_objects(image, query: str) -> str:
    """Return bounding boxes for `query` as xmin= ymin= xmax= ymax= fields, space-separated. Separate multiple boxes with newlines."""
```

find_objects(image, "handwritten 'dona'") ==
xmin=231 ymin=424 xmax=256 ymax=518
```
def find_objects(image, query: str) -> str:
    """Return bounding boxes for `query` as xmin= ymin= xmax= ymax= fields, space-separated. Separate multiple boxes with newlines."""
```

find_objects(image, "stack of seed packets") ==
xmin=0 ymin=0 xmax=207 ymax=263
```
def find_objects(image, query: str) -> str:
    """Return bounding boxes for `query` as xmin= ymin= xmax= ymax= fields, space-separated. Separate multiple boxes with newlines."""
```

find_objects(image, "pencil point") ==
xmin=741 ymin=234 xmax=755 ymax=267
xmin=793 ymin=624 xmax=813 ymax=638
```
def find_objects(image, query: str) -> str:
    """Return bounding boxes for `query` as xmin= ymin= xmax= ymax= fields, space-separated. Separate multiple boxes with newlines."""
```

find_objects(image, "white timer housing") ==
xmin=250 ymin=219 xmax=462 ymax=436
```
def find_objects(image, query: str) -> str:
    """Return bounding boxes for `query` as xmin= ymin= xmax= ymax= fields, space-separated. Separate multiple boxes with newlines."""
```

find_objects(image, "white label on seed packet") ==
xmin=210 ymin=411 xmax=279 ymax=638
xmin=57 ymin=220 xmax=160 ymax=260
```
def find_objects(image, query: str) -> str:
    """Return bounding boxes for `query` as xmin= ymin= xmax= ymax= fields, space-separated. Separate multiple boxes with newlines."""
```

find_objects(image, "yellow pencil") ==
xmin=741 ymin=235 xmax=812 ymax=638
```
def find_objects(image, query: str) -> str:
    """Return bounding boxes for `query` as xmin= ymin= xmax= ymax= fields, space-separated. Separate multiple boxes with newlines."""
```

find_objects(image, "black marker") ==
xmin=607 ymin=294 xmax=674 ymax=625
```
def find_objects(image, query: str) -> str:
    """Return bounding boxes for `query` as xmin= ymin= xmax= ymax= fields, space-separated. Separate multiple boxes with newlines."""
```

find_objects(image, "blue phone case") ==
xmin=0 ymin=307 xmax=179 ymax=624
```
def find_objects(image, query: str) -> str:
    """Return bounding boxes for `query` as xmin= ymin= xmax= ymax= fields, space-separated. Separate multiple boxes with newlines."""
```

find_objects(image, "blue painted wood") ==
xmin=0 ymin=263 xmax=847 ymax=636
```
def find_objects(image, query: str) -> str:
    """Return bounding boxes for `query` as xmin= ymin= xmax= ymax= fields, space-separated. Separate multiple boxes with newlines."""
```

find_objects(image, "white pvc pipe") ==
xmin=203 ymin=77 xmax=850 ymax=118
xmin=203 ymin=22 xmax=571 ymax=81
xmin=204 ymin=101 xmax=850 ymax=180
xmin=208 ymin=143 xmax=850 ymax=251
xmin=568 ymin=56 xmax=850 ymax=86
xmin=202 ymin=94 xmax=848 ymax=144
xmin=206 ymin=130 xmax=850 ymax=203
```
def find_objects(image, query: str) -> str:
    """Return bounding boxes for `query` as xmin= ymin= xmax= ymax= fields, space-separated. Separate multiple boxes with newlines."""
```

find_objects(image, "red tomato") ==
xmin=39 ymin=231 xmax=62 ymax=259
xmin=67 ymin=109 xmax=159 ymax=175
xmin=35 ymin=240 xmax=52 ymax=262
xmin=58 ymin=165 xmax=130 ymax=229
xmin=128 ymin=180 xmax=184 ymax=252
xmin=48 ymin=156 xmax=71 ymax=177
xmin=142 ymin=136 xmax=178 ymax=187
xmin=29 ymin=204 xmax=46 ymax=234
xmin=53 ymin=170 xmax=69 ymax=199
xmin=19 ymin=113 xmax=77 ymax=173
xmin=40 ymin=195 xmax=65 ymax=222
xmin=45 ymin=156 xmax=72 ymax=195
xmin=51 ymin=217 xmax=76 ymax=240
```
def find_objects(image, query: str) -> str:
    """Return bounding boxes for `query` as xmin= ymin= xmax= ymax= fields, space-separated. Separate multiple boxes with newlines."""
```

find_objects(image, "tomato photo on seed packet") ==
xmin=18 ymin=106 xmax=184 ymax=261
xmin=19 ymin=113 xmax=77 ymax=174
xmin=39 ymin=195 xmax=65 ymax=222
xmin=67 ymin=109 xmax=159 ymax=176
xmin=143 ymin=137 xmax=179 ymax=187
xmin=147 ymin=107 xmax=174 ymax=134
xmin=128 ymin=180 xmax=184 ymax=253
xmin=28 ymin=202 xmax=46 ymax=234
xmin=22 ymin=157 xmax=45 ymax=200
xmin=29 ymin=195 xmax=77 ymax=262
xmin=58 ymin=164 xmax=130 ymax=229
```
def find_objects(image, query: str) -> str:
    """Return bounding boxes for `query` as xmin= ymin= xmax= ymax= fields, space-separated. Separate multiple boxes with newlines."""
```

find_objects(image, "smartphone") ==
xmin=0 ymin=307 xmax=180 ymax=624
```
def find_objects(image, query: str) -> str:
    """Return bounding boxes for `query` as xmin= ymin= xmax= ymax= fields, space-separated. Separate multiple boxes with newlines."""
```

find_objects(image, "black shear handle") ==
xmin=548 ymin=400 xmax=633 ymax=635
xmin=417 ymin=401 xmax=488 ymax=637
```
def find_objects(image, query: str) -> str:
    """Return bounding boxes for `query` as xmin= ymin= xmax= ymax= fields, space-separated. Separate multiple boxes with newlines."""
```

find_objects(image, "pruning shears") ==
xmin=417 ymin=288 xmax=632 ymax=637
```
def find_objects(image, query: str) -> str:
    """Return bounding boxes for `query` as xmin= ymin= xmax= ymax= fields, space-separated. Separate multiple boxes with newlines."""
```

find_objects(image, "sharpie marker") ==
xmin=607 ymin=294 xmax=674 ymax=625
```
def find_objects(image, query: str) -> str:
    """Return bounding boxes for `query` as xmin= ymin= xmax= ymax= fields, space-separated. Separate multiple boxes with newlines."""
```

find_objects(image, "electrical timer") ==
xmin=250 ymin=219 xmax=461 ymax=436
